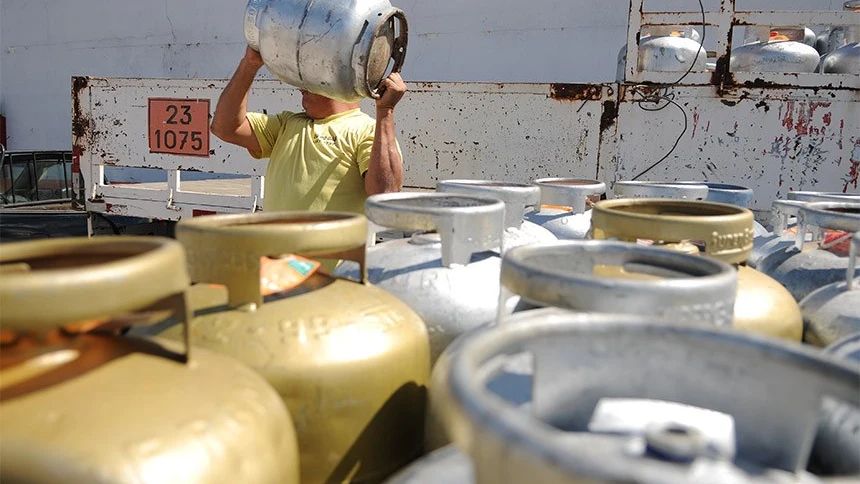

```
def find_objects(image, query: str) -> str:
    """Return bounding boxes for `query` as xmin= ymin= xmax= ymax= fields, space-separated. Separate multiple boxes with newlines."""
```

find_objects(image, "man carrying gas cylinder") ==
xmin=210 ymin=45 xmax=407 ymax=214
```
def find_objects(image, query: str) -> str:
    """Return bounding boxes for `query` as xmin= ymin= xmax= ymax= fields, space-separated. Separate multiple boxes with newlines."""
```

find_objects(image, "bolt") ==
xmin=644 ymin=422 xmax=714 ymax=463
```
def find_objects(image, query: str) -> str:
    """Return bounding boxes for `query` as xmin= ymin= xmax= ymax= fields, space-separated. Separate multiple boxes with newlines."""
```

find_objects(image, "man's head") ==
xmin=300 ymin=90 xmax=361 ymax=120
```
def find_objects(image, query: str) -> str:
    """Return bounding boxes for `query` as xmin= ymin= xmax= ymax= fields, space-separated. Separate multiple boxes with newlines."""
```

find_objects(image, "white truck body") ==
xmin=70 ymin=2 xmax=859 ymax=229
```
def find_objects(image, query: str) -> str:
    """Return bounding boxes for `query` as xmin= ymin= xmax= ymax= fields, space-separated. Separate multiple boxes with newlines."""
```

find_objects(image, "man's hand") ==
xmin=376 ymin=73 xmax=407 ymax=111
xmin=242 ymin=46 xmax=265 ymax=71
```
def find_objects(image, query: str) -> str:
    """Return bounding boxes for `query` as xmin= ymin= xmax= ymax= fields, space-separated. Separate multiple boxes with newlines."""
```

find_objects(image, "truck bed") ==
xmin=128 ymin=178 xmax=253 ymax=197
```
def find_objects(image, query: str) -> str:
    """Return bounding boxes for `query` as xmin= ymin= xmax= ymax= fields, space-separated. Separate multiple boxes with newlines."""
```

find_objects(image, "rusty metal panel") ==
xmin=74 ymin=77 xmax=611 ymax=220
xmin=74 ymin=76 xmax=855 ymax=224
xmin=613 ymin=85 xmax=859 ymax=217
xmin=74 ymin=77 xmax=278 ymax=176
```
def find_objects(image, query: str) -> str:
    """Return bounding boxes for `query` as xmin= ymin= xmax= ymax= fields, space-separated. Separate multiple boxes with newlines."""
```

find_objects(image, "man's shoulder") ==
xmin=248 ymin=109 xmax=302 ymax=124
xmin=337 ymin=110 xmax=376 ymax=134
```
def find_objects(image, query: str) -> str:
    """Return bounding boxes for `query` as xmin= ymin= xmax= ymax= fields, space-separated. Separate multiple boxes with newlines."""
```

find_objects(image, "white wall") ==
xmin=0 ymin=0 xmax=846 ymax=150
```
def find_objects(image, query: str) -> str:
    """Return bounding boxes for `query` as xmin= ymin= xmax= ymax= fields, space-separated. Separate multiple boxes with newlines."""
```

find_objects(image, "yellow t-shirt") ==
xmin=246 ymin=108 xmax=383 ymax=214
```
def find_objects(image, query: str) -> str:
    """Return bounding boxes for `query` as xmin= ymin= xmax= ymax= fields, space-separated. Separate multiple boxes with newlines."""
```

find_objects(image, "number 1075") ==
xmin=153 ymin=129 xmax=204 ymax=151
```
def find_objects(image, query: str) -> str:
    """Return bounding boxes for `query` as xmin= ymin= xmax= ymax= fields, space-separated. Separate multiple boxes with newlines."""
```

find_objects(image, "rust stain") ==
xmin=596 ymin=100 xmax=619 ymax=180
xmin=781 ymin=101 xmax=795 ymax=133
xmin=780 ymin=101 xmax=833 ymax=137
xmin=846 ymin=160 xmax=859 ymax=192
xmin=691 ymin=108 xmax=700 ymax=138
xmin=550 ymin=84 xmax=601 ymax=101
xmin=846 ymin=137 xmax=860 ymax=192
xmin=710 ymin=24 xmax=734 ymax=87
xmin=72 ymin=77 xmax=91 ymax=140
xmin=599 ymin=100 xmax=618 ymax=134
xmin=838 ymin=120 xmax=844 ymax=150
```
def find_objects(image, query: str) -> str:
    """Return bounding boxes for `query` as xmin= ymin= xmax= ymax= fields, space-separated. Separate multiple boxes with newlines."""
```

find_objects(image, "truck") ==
xmin=22 ymin=2 xmax=860 ymax=236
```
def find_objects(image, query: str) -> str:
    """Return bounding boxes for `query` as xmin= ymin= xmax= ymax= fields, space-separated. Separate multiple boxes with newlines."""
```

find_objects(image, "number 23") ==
xmin=166 ymin=105 xmax=192 ymax=125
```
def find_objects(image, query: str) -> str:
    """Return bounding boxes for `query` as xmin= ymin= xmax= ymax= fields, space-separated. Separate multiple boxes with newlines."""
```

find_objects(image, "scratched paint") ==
xmin=614 ymin=85 xmax=858 ymax=216
xmin=76 ymin=78 xmax=857 ymax=222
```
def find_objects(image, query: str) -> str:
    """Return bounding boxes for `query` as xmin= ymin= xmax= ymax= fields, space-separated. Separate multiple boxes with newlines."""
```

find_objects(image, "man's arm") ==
xmin=365 ymin=73 xmax=408 ymax=196
xmin=210 ymin=47 xmax=264 ymax=153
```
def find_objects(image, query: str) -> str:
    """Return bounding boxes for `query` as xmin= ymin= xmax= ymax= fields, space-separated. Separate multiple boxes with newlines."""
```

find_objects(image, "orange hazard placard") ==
xmin=148 ymin=98 xmax=210 ymax=157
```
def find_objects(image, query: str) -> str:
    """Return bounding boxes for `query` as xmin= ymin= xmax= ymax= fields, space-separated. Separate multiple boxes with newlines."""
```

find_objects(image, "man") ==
xmin=210 ymin=46 xmax=407 ymax=214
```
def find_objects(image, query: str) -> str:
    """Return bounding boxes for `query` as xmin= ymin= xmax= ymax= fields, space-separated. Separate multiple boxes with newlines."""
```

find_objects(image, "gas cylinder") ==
xmin=750 ymin=193 xmax=860 ymax=268
xmin=616 ymin=180 xmax=775 ymax=246
xmin=731 ymin=27 xmax=821 ymax=73
xmin=333 ymin=192 xmax=507 ymax=365
xmin=825 ymin=333 xmax=860 ymax=362
xmin=524 ymin=178 xmax=606 ymax=240
xmin=436 ymin=180 xmax=557 ymax=249
xmin=432 ymin=313 xmax=860 ymax=484
xmin=751 ymin=199 xmax=808 ymax=269
xmin=424 ymin=239 xmax=739 ymax=452
xmin=591 ymin=198 xmax=804 ymax=341
xmin=822 ymin=1 xmax=860 ymax=74
xmin=156 ymin=212 xmax=430 ymax=484
xmin=801 ymin=232 xmax=860 ymax=347
xmin=821 ymin=33 xmax=859 ymax=74
xmin=244 ymin=0 xmax=408 ymax=102
xmin=616 ymin=27 xmax=706 ymax=81
xmin=0 ymin=237 xmax=300 ymax=484
xmin=689 ymin=182 xmax=754 ymax=207
xmin=648 ymin=181 xmax=770 ymax=236
xmin=758 ymin=202 xmax=860 ymax=303
xmin=613 ymin=180 xmax=708 ymax=200
xmin=384 ymin=446 xmax=473 ymax=484
xmin=789 ymin=191 xmax=860 ymax=203
xmin=803 ymin=27 xmax=817 ymax=46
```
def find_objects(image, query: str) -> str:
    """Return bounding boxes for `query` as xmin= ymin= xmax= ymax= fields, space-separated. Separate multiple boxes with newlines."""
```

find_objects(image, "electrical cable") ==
xmin=631 ymin=0 xmax=705 ymax=180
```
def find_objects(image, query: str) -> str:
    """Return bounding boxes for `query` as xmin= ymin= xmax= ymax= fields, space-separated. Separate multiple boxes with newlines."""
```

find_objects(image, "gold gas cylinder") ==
xmin=0 ymin=237 xmax=300 ymax=484
xmin=156 ymin=212 xmax=431 ymax=484
xmin=591 ymin=198 xmax=803 ymax=341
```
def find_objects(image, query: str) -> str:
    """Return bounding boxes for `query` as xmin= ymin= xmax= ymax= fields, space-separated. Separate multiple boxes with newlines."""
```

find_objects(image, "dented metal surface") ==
xmin=74 ymin=74 xmax=856 ymax=224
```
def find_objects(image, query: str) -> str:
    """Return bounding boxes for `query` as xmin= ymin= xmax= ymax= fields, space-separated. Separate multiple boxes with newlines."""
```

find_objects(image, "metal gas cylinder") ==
xmin=613 ymin=180 xmax=708 ymax=200
xmin=731 ymin=27 xmax=821 ymax=73
xmin=751 ymin=199 xmax=809 ymax=269
xmin=436 ymin=180 xmax=557 ymax=250
xmin=0 ymin=237 xmax=300 ymax=484
xmin=816 ymin=28 xmax=833 ymax=55
xmin=825 ymin=333 xmax=860 ymax=362
xmin=821 ymin=32 xmax=859 ymax=74
xmin=801 ymin=233 xmax=860 ymax=347
xmin=690 ymin=182 xmax=755 ymax=207
xmin=804 ymin=27 xmax=817 ymax=46
xmin=524 ymin=178 xmax=606 ymax=240
xmin=244 ymin=0 xmax=408 ymax=102
xmin=498 ymin=240 xmax=739 ymax=325
xmin=591 ymin=198 xmax=803 ymax=341
xmin=616 ymin=27 xmax=706 ymax=81
xmin=432 ymin=313 xmax=860 ymax=484
xmin=385 ymin=446 xmax=473 ymax=484
xmin=758 ymin=202 xmax=860 ymax=302
xmin=156 ymin=212 xmax=430 ymax=484
xmin=750 ymin=193 xmax=860 ymax=269
xmin=660 ymin=181 xmax=770 ymax=236
xmin=822 ymin=1 xmax=860 ymax=74
xmin=333 ymin=193 xmax=506 ymax=365
xmin=789 ymin=191 xmax=860 ymax=203
xmin=424 ymin=239 xmax=739 ymax=452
